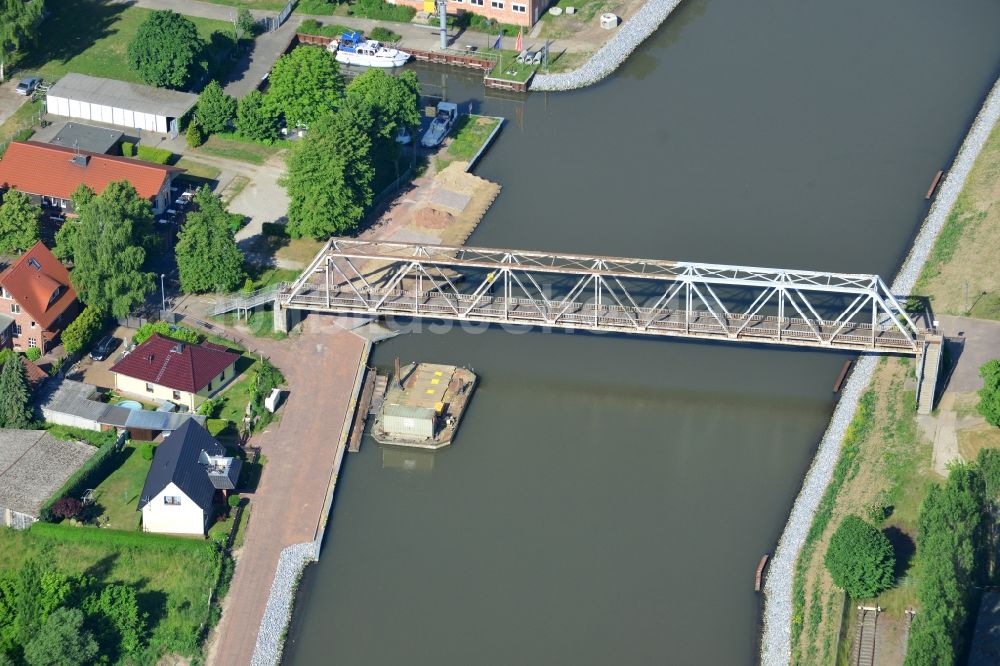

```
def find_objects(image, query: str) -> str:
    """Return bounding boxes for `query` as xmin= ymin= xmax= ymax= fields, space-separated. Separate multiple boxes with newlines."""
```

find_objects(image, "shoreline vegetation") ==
xmin=779 ymin=93 xmax=1000 ymax=663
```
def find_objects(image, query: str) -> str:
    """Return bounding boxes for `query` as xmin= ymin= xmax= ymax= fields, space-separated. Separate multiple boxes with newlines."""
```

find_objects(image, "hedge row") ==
xmin=135 ymin=145 xmax=174 ymax=165
xmin=29 ymin=521 xmax=218 ymax=553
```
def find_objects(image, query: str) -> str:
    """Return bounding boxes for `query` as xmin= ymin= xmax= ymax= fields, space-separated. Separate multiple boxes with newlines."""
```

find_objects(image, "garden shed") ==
xmin=0 ymin=430 xmax=95 ymax=529
xmin=45 ymin=73 xmax=198 ymax=135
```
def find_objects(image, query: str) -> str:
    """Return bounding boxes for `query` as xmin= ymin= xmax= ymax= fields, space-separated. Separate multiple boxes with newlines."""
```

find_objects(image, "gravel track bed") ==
xmin=761 ymin=74 xmax=1000 ymax=665
xmin=251 ymin=540 xmax=320 ymax=666
xmin=530 ymin=0 xmax=684 ymax=91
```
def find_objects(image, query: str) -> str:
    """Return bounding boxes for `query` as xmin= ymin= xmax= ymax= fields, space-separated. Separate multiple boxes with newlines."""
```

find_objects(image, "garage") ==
xmin=45 ymin=73 xmax=199 ymax=137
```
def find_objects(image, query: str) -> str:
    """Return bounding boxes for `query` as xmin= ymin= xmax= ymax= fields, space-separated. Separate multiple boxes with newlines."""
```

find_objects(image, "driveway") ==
xmin=0 ymin=78 xmax=30 ymax=127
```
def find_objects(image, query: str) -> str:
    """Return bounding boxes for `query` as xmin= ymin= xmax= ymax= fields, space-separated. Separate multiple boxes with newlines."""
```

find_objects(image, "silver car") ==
xmin=14 ymin=76 xmax=41 ymax=96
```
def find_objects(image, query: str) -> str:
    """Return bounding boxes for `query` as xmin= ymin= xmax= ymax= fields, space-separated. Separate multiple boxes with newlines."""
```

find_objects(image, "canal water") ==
xmin=284 ymin=1 xmax=1000 ymax=664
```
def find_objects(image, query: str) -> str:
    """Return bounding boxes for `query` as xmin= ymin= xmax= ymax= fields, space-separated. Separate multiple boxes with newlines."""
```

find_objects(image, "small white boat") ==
xmin=330 ymin=32 xmax=410 ymax=68
xmin=420 ymin=102 xmax=459 ymax=148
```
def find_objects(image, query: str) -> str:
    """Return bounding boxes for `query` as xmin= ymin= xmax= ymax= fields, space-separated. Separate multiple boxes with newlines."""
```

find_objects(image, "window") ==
xmin=145 ymin=382 xmax=155 ymax=393
xmin=0 ymin=287 xmax=9 ymax=299
xmin=12 ymin=323 xmax=21 ymax=337
xmin=491 ymin=0 xmax=503 ymax=7
xmin=27 ymin=338 xmax=36 ymax=348
xmin=28 ymin=258 xmax=41 ymax=270
xmin=30 ymin=321 xmax=36 ymax=329
xmin=172 ymin=390 xmax=181 ymax=400
xmin=163 ymin=496 xmax=181 ymax=506
xmin=513 ymin=2 xmax=526 ymax=11
xmin=470 ymin=0 xmax=483 ymax=5
xmin=10 ymin=303 xmax=19 ymax=314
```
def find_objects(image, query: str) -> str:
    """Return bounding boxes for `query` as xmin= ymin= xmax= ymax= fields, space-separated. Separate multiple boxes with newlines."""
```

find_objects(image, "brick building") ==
xmin=0 ymin=242 xmax=78 ymax=353
xmin=0 ymin=141 xmax=182 ymax=216
xmin=393 ymin=0 xmax=549 ymax=28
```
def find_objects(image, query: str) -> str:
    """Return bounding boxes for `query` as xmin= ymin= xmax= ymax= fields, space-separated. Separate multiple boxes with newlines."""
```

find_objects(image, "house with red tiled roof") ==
xmin=109 ymin=334 xmax=241 ymax=411
xmin=0 ymin=141 xmax=182 ymax=216
xmin=0 ymin=242 xmax=78 ymax=353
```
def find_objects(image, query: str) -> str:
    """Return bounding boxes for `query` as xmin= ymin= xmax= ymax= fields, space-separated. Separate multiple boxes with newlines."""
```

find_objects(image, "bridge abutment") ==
xmin=916 ymin=334 xmax=943 ymax=415
xmin=274 ymin=300 xmax=290 ymax=334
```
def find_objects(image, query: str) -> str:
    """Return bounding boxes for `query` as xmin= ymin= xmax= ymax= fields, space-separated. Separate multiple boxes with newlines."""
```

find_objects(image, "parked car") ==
xmin=89 ymin=336 xmax=120 ymax=361
xmin=14 ymin=76 xmax=41 ymax=96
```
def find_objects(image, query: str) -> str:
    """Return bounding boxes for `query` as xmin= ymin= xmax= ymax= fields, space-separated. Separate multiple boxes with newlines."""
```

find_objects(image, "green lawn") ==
xmin=176 ymin=157 xmax=223 ymax=181
xmin=89 ymin=444 xmax=154 ymax=531
xmin=0 ymin=524 xmax=222 ymax=661
xmin=19 ymin=1 xmax=237 ymax=90
xmin=194 ymin=134 xmax=287 ymax=165
xmin=448 ymin=115 xmax=501 ymax=161
xmin=487 ymin=52 xmax=538 ymax=83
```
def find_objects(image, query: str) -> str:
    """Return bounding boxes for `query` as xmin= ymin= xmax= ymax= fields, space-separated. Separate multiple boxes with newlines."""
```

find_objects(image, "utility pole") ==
xmin=160 ymin=274 xmax=167 ymax=313
xmin=437 ymin=0 xmax=448 ymax=49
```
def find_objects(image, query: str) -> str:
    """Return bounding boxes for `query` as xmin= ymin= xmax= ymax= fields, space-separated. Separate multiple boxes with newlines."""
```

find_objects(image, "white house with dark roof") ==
xmin=138 ymin=420 xmax=241 ymax=535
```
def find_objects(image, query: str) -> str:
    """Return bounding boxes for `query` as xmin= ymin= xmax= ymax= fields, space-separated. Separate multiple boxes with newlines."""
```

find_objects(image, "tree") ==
xmin=70 ymin=181 xmax=155 ymax=318
xmin=0 ymin=353 xmax=31 ymax=428
xmin=266 ymin=45 xmax=344 ymax=129
xmin=824 ymin=514 xmax=895 ymax=599
xmin=346 ymin=69 xmax=420 ymax=144
xmin=23 ymin=607 xmax=98 ymax=666
xmin=9 ymin=561 xmax=72 ymax=651
xmin=176 ymin=187 xmax=245 ymax=293
xmin=83 ymin=584 xmax=146 ymax=662
xmin=236 ymin=90 xmax=279 ymax=143
xmin=195 ymin=80 xmax=237 ymax=135
xmin=127 ymin=10 xmax=203 ymax=89
xmin=51 ymin=497 xmax=82 ymax=520
xmin=132 ymin=321 xmax=202 ymax=345
xmin=52 ymin=186 xmax=96 ymax=262
xmin=0 ymin=0 xmax=43 ymax=82
xmin=61 ymin=306 xmax=104 ymax=356
xmin=186 ymin=119 xmax=205 ymax=148
xmin=235 ymin=7 xmax=256 ymax=42
xmin=284 ymin=99 xmax=374 ymax=238
xmin=977 ymin=359 xmax=1000 ymax=427
xmin=0 ymin=189 xmax=41 ymax=253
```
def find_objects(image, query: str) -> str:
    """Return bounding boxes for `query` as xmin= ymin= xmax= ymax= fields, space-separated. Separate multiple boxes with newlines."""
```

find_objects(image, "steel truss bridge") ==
xmin=219 ymin=239 xmax=928 ymax=355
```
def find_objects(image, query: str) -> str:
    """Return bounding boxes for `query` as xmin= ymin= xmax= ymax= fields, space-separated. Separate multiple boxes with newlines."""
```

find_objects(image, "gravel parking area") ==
xmin=761 ymin=75 xmax=1000 ymax=665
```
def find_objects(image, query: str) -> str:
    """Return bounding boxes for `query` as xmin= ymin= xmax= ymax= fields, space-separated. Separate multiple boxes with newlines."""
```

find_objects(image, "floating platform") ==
xmin=373 ymin=362 xmax=477 ymax=450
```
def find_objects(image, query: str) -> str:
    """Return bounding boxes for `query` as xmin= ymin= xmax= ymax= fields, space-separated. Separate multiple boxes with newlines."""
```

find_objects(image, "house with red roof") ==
xmin=0 ymin=141 xmax=182 ymax=216
xmin=0 ymin=242 xmax=78 ymax=353
xmin=109 ymin=334 xmax=241 ymax=411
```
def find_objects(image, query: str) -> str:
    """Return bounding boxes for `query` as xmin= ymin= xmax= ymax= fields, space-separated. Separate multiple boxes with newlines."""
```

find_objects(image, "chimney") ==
xmin=395 ymin=356 xmax=402 ymax=390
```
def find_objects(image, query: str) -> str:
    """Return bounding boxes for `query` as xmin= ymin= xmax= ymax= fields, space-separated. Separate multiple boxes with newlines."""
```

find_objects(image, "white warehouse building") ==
xmin=45 ymin=73 xmax=198 ymax=136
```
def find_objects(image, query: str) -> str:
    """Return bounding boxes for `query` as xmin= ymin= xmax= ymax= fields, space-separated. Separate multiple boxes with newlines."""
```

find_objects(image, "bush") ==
xmin=121 ymin=142 xmax=135 ymax=157
xmin=135 ymin=145 xmax=174 ymax=165
xmin=454 ymin=12 xmax=521 ymax=37
xmin=197 ymin=397 xmax=220 ymax=417
xmin=297 ymin=19 xmax=352 ymax=37
xmin=227 ymin=494 xmax=241 ymax=509
xmin=23 ymin=347 xmax=41 ymax=362
xmin=52 ymin=496 xmax=83 ymax=519
xmin=350 ymin=0 xmax=415 ymax=22
xmin=139 ymin=443 xmax=155 ymax=461
xmin=369 ymin=27 xmax=401 ymax=42
xmin=824 ymin=515 xmax=895 ymax=599
xmin=186 ymin=120 xmax=205 ymax=148
xmin=132 ymin=322 xmax=203 ymax=345
xmin=195 ymin=81 xmax=236 ymax=135
xmin=12 ymin=128 xmax=35 ymax=142
xmin=977 ymin=359 xmax=1000 ymax=427
xmin=62 ymin=306 xmax=104 ymax=356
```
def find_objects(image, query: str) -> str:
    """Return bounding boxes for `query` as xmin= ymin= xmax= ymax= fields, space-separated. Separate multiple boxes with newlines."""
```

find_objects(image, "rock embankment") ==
xmin=251 ymin=540 xmax=320 ymax=666
xmin=530 ymin=0 xmax=685 ymax=91
xmin=760 ymin=75 xmax=1000 ymax=666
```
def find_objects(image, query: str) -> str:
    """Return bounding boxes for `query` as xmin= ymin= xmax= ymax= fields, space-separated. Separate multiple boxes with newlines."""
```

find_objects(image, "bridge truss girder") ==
xmin=281 ymin=239 xmax=923 ymax=354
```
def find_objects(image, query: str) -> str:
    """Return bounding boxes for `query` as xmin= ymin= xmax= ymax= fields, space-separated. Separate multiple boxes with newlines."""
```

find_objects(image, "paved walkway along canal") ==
xmin=279 ymin=1 xmax=1000 ymax=664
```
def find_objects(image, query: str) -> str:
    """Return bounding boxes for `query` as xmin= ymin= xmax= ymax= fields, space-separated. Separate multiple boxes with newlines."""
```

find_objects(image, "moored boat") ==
xmin=420 ymin=102 xmax=459 ymax=148
xmin=328 ymin=31 xmax=410 ymax=68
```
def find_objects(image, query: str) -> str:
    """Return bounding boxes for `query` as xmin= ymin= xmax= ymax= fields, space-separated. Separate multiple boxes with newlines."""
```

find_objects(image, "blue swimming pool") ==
xmin=117 ymin=400 xmax=143 ymax=410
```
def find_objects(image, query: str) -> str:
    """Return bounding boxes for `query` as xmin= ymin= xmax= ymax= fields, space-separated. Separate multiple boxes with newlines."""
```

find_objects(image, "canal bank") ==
xmin=762 ymin=74 xmax=1000 ymax=665
xmin=281 ymin=1 xmax=1000 ymax=663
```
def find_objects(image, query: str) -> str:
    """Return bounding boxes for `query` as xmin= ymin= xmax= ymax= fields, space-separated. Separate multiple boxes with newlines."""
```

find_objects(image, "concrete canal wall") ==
xmin=761 ymin=75 xmax=1000 ymax=665
xmin=530 ymin=0 xmax=684 ymax=91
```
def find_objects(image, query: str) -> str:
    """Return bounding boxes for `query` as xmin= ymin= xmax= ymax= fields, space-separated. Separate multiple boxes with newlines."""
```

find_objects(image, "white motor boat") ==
xmin=330 ymin=32 xmax=410 ymax=68
xmin=420 ymin=102 xmax=459 ymax=148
